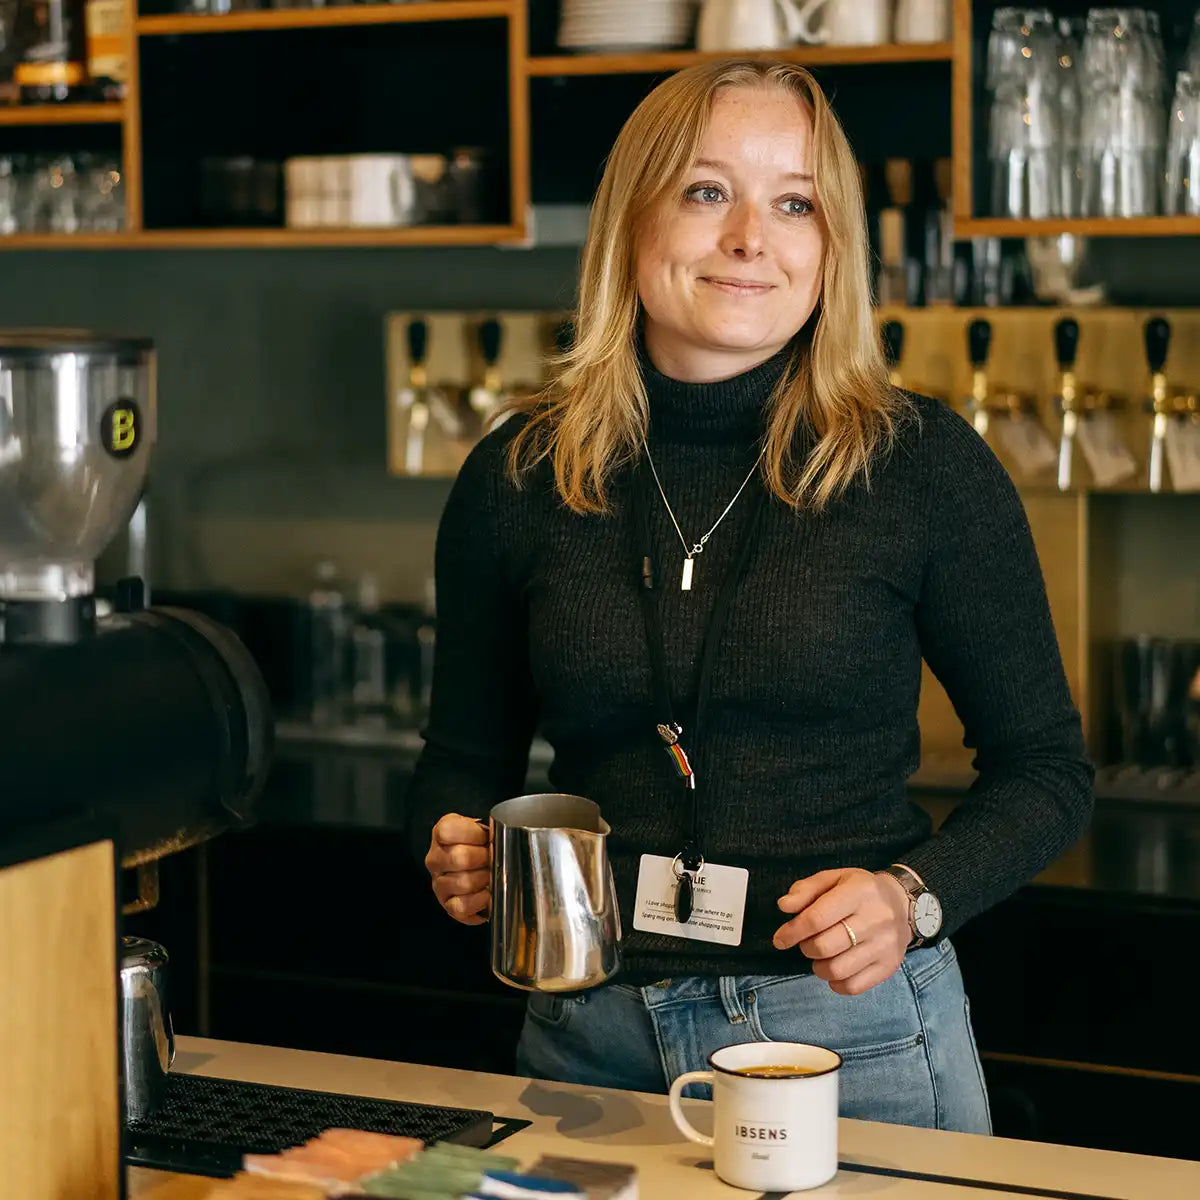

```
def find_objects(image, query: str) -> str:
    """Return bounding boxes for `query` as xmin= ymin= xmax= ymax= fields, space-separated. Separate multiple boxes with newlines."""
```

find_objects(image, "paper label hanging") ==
xmin=1076 ymin=412 xmax=1139 ymax=488
xmin=1165 ymin=421 xmax=1200 ymax=491
xmin=997 ymin=414 xmax=1058 ymax=477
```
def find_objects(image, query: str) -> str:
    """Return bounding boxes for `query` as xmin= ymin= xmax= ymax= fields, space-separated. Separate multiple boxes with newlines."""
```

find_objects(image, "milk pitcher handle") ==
xmin=669 ymin=1071 xmax=716 ymax=1147
xmin=475 ymin=816 xmax=492 ymax=921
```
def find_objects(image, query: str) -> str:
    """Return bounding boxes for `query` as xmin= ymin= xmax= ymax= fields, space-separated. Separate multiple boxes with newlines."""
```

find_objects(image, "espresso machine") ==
xmin=0 ymin=331 xmax=274 ymax=1200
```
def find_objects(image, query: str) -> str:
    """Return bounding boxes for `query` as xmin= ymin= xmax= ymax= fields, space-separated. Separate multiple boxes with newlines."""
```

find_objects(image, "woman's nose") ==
xmin=718 ymin=203 xmax=765 ymax=259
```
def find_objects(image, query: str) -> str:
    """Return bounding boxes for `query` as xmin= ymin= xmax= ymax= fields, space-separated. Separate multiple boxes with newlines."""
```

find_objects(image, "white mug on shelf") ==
xmin=668 ymin=1041 xmax=842 ymax=1193
xmin=696 ymin=0 xmax=828 ymax=52
xmin=809 ymin=0 xmax=892 ymax=46
xmin=895 ymin=0 xmax=951 ymax=43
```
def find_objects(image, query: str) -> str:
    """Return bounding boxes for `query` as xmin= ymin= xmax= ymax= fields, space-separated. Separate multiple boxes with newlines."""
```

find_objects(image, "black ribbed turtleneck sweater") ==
xmin=405 ymin=349 xmax=1094 ymax=981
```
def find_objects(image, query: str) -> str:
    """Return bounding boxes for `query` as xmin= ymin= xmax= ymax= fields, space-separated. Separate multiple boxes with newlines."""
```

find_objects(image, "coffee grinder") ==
xmin=0 ymin=331 xmax=274 ymax=1200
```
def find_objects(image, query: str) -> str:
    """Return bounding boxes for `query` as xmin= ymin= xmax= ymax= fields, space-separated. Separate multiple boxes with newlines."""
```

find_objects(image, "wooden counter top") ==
xmin=129 ymin=1036 xmax=1199 ymax=1199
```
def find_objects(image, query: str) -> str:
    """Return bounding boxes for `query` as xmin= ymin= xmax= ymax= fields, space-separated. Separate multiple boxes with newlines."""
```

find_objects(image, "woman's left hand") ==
xmin=773 ymin=868 xmax=911 ymax=996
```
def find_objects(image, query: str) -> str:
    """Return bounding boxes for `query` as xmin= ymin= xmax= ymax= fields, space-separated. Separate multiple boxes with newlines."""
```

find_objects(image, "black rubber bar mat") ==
xmin=124 ymin=1072 xmax=495 ymax=1179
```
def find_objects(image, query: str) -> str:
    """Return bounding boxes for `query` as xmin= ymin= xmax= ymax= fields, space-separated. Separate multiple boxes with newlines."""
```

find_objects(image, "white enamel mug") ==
xmin=668 ymin=1040 xmax=842 ymax=1192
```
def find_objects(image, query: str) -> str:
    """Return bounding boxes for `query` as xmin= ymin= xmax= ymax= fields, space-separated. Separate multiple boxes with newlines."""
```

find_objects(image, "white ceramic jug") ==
xmin=696 ymin=0 xmax=828 ymax=52
xmin=895 ymin=0 xmax=951 ymax=43
xmin=804 ymin=0 xmax=892 ymax=46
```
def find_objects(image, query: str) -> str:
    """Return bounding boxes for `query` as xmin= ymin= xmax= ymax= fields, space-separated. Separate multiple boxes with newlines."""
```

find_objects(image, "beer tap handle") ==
xmin=882 ymin=319 xmax=904 ymax=386
xmin=1145 ymin=315 xmax=1171 ymax=379
xmin=480 ymin=317 xmax=503 ymax=388
xmin=1055 ymin=317 xmax=1081 ymax=492
xmin=1145 ymin=316 xmax=1172 ymax=492
xmin=404 ymin=318 xmax=430 ymax=474
xmin=967 ymin=319 xmax=992 ymax=436
xmin=968 ymin=318 xmax=992 ymax=369
xmin=407 ymin=317 xmax=428 ymax=386
xmin=1055 ymin=316 xmax=1080 ymax=375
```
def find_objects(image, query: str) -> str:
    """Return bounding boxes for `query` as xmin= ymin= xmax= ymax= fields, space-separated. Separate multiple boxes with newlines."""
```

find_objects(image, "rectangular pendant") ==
xmin=681 ymin=557 xmax=694 ymax=591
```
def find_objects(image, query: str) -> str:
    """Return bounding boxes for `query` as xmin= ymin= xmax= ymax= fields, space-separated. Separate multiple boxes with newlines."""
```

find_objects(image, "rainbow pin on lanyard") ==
xmin=656 ymin=722 xmax=695 ymax=788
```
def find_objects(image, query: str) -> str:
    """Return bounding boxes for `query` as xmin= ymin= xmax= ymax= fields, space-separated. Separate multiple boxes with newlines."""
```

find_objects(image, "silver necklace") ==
xmin=643 ymin=442 xmax=765 ymax=592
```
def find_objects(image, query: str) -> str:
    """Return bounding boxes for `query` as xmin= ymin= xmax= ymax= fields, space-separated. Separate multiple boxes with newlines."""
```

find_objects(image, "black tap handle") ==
xmin=479 ymin=318 xmax=503 ymax=366
xmin=967 ymin=318 xmax=991 ymax=369
xmin=1144 ymin=316 xmax=1171 ymax=375
xmin=553 ymin=319 xmax=575 ymax=355
xmin=407 ymin=318 xmax=427 ymax=367
xmin=881 ymin=319 xmax=904 ymax=369
xmin=1054 ymin=317 xmax=1080 ymax=370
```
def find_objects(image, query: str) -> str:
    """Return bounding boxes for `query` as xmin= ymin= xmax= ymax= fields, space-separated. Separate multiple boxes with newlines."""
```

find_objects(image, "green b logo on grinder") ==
xmin=100 ymin=399 xmax=141 ymax=459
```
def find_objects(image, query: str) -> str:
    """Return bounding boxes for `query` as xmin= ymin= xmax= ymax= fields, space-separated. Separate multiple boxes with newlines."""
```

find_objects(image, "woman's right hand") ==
xmin=425 ymin=813 xmax=491 ymax=925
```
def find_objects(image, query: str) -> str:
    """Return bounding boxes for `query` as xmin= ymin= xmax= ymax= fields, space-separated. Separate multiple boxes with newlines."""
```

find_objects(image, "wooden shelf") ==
xmin=526 ymin=41 xmax=954 ymax=77
xmin=954 ymin=216 xmax=1200 ymax=239
xmin=0 ymin=103 xmax=124 ymax=126
xmin=136 ymin=0 xmax=512 ymax=37
xmin=0 ymin=224 xmax=523 ymax=250
xmin=0 ymin=232 xmax=135 ymax=249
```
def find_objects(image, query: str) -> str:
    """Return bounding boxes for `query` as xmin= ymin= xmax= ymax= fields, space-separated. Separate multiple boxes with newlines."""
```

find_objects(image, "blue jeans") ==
xmin=515 ymin=938 xmax=991 ymax=1134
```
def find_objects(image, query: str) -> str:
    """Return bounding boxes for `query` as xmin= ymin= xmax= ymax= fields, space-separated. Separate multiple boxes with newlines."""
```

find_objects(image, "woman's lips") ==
xmin=700 ymin=276 xmax=775 ymax=295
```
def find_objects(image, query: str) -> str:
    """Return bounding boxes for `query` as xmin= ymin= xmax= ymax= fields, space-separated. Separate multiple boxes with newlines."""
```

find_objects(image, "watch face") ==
xmin=914 ymin=892 xmax=943 ymax=939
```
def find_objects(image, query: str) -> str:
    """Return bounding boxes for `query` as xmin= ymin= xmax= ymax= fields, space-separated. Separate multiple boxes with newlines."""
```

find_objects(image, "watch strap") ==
xmin=884 ymin=862 xmax=925 ymax=899
xmin=882 ymin=863 xmax=929 ymax=948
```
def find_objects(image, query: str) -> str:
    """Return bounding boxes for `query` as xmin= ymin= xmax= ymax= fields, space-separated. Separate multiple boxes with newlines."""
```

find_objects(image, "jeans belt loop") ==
xmin=719 ymin=975 xmax=748 ymax=1025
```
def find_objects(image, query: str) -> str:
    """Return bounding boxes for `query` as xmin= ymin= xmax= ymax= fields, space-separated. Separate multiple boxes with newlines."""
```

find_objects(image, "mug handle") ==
xmin=668 ymin=1071 xmax=716 ymax=1147
xmin=781 ymin=0 xmax=830 ymax=45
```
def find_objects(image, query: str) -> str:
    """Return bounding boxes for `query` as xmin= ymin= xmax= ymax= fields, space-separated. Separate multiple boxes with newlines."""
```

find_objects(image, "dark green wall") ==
xmin=0 ymin=246 xmax=580 ymax=593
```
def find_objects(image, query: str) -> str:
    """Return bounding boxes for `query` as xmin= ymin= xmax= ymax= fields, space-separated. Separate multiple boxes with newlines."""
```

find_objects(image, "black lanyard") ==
xmin=630 ymin=453 xmax=767 ymax=920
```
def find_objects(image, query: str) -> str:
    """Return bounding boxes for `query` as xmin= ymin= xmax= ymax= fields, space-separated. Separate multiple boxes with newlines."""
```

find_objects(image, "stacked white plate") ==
xmin=558 ymin=0 xmax=696 ymax=52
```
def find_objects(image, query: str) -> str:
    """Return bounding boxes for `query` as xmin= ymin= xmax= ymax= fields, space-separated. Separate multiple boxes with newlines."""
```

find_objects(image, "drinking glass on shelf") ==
xmin=1056 ymin=17 xmax=1085 ymax=218
xmin=986 ymin=8 xmax=1061 ymax=219
xmin=43 ymin=154 xmax=82 ymax=235
xmin=77 ymin=153 xmax=125 ymax=232
xmin=0 ymin=152 xmax=124 ymax=235
xmin=1165 ymin=71 xmax=1200 ymax=216
xmin=0 ymin=156 xmax=18 ymax=235
xmin=1187 ymin=10 xmax=1200 ymax=75
xmin=1078 ymin=6 xmax=1165 ymax=218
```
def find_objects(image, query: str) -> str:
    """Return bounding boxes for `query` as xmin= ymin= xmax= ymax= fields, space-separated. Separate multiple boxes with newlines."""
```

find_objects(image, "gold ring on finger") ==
xmin=840 ymin=919 xmax=858 ymax=950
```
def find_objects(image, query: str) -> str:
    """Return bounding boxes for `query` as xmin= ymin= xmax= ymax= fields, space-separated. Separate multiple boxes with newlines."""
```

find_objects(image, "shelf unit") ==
xmin=0 ymin=0 xmax=527 ymax=249
xmin=953 ymin=217 xmax=1200 ymax=238
xmin=135 ymin=0 xmax=514 ymax=37
xmin=16 ymin=0 xmax=1188 ymax=248
xmin=0 ymin=103 xmax=124 ymax=126
xmin=525 ymin=41 xmax=954 ymax=76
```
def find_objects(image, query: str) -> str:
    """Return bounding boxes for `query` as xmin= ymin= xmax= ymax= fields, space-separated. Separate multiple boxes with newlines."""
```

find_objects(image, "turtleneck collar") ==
xmin=641 ymin=341 xmax=795 ymax=445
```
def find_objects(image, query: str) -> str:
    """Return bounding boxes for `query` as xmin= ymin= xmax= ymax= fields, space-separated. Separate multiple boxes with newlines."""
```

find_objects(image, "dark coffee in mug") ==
xmin=728 ymin=1064 xmax=823 ymax=1078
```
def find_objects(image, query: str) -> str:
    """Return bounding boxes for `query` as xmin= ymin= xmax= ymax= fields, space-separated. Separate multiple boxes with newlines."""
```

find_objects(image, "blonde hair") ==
xmin=505 ymin=58 xmax=905 ymax=514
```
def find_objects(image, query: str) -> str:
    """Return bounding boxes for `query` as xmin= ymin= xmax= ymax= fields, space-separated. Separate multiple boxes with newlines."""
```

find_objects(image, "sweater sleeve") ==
xmin=402 ymin=433 xmax=540 ymax=867
xmin=903 ymin=406 xmax=1095 ymax=934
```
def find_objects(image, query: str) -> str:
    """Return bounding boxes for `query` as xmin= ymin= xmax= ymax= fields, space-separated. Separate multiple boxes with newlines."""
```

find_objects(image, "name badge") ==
xmin=633 ymin=853 xmax=748 ymax=946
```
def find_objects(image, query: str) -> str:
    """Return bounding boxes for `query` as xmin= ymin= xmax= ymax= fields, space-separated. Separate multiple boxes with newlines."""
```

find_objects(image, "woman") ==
xmin=406 ymin=60 xmax=1093 ymax=1134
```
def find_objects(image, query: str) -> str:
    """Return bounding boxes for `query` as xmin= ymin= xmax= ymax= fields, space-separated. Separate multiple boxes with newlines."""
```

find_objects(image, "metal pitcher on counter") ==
xmin=120 ymin=936 xmax=175 ymax=1122
xmin=489 ymin=794 xmax=622 ymax=993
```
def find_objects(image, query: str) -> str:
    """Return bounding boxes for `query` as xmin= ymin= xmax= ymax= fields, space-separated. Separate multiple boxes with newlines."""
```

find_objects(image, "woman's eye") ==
xmin=686 ymin=184 xmax=725 ymax=204
xmin=782 ymin=196 xmax=815 ymax=217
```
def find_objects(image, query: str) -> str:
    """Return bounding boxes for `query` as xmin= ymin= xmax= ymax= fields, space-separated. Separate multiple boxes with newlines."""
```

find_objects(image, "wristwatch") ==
xmin=881 ymin=863 xmax=943 ymax=948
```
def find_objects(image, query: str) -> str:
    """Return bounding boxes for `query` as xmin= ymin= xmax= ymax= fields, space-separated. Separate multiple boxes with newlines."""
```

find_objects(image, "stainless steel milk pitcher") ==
xmin=489 ymin=793 xmax=622 ymax=992
xmin=119 ymin=936 xmax=175 ymax=1121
